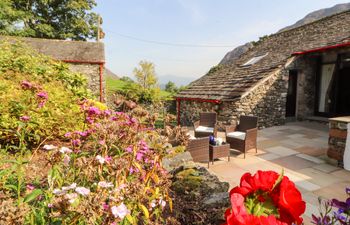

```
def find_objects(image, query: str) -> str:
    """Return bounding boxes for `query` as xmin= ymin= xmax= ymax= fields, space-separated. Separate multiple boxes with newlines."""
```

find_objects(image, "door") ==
xmin=316 ymin=63 xmax=336 ymax=116
xmin=286 ymin=70 xmax=298 ymax=117
xmin=336 ymin=67 xmax=350 ymax=115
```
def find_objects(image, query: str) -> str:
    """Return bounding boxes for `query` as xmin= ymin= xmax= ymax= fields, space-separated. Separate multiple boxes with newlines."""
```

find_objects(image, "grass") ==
xmin=106 ymin=77 xmax=173 ymax=99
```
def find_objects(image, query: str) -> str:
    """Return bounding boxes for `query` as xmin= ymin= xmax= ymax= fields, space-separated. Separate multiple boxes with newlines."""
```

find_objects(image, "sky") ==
xmin=95 ymin=0 xmax=349 ymax=85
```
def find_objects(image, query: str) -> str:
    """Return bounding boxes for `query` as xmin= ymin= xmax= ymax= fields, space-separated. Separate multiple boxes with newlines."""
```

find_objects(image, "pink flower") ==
xmin=75 ymin=187 xmax=90 ymax=196
xmin=26 ymin=184 xmax=35 ymax=191
xmin=111 ymin=203 xmax=130 ymax=219
xmin=125 ymin=146 xmax=133 ymax=153
xmin=20 ymin=115 xmax=30 ymax=122
xmin=64 ymin=132 xmax=72 ymax=137
xmin=102 ymin=202 xmax=109 ymax=211
xmin=87 ymin=106 xmax=101 ymax=116
xmin=37 ymin=91 xmax=48 ymax=99
xmin=21 ymin=80 xmax=33 ymax=89
xmin=72 ymin=139 xmax=81 ymax=146
xmin=63 ymin=154 xmax=70 ymax=166
xmin=159 ymin=199 xmax=166 ymax=207
xmin=99 ymin=140 xmax=106 ymax=145
xmin=47 ymin=203 xmax=53 ymax=208
xmin=136 ymin=152 xmax=144 ymax=161
xmin=105 ymin=156 xmax=112 ymax=163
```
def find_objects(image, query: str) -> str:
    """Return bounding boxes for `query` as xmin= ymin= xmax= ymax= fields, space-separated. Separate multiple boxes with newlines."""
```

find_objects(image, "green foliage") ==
xmin=0 ymin=102 xmax=173 ymax=224
xmin=165 ymin=81 xmax=177 ymax=93
xmin=0 ymin=0 xmax=99 ymax=40
xmin=251 ymin=35 xmax=269 ymax=46
xmin=0 ymin=40 xmax=90 ymax=150
xmin=120 ymin=76 xmax=134 ymax=83
xmin=133 ymin=60 xmax=158 ymax=89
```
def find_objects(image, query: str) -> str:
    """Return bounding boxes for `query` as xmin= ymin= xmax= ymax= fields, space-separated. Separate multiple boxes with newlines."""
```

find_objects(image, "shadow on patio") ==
xmin=190 ymin=121 xmax=350 ymax=225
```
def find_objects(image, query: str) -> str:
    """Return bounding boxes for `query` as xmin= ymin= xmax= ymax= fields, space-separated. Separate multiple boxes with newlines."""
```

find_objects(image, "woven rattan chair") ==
xmin=186 ymin=137 xmax=210 ymax=167
xmin=194 ymin=112 xmax=218 ymax=138
xmin=225 ymin=115 xmax=258 ymax=159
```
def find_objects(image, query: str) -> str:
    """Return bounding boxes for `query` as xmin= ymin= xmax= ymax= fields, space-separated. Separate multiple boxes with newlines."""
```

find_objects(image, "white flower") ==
xmin=111 ymin=203 xmax=130 ymax=219
xmin=65 ymin=193 xmax=78 ymax=204
xmin=150 ymin=200 xmax=156 ymax=208
xmin=63 ymin=154 xmax=70 ymax=166
xmin=75 ymin=187 xmax=90 ymax=196
xmin=62 ymin=183 xmax=77 ymax=191
xmin=98 ymin=181 xmax=114 ymax=188
xmin=43 ymin=144 xmax=57 ymax=150
xmin=53 ymin=188 xmax=66 ymax=196
xmin=96 ymin=155 xmax=105 ymax=164
xmin=59 ymin=147 xmax=72 ymax=154
xmin=159 ymin=199 xmax=166 ymax=207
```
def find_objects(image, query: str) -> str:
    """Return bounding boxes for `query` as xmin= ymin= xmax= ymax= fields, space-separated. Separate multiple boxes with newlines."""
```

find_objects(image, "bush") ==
xmin=0 ymin=101 xmax=173 ymax=224
xmin=0 ymin=40 xmax=90 ymax=151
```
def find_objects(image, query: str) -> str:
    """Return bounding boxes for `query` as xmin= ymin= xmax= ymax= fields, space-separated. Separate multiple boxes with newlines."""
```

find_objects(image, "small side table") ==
xmin=209 ymin=143 xmax=230 ymax=165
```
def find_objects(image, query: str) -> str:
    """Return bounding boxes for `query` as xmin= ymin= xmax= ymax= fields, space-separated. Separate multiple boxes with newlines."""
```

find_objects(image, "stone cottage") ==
xmin=176 ymin=10 xmax=350 ymax=129
xmin=0 ymin=36 xmax=105 ymax=101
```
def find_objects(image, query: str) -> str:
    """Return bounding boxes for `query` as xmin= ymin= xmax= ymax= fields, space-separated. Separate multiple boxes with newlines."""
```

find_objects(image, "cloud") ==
xmin=177 ymin=0 xmax=206 ymax=24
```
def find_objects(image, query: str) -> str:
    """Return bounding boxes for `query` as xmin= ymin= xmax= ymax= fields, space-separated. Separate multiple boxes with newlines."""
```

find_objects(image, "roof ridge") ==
xmin=0 ymin=35 xmax=101 ymax=44
xmin=273 ymin=9 xmax=350 ymax=37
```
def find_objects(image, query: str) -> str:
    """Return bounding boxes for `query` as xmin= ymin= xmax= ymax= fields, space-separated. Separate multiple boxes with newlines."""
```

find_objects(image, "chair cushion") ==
xmin=195 ymin=126 xmax=214 ymax=133
xmin=227 ymin=131 xmax=246 ymax=140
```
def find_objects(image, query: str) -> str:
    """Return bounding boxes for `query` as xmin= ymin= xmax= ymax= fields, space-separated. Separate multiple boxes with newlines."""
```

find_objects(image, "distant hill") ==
xmin=219 ymin=3 xmax=350 ymax=65
xmin=104 ymin=68 xmax=119 ymax=79
xmin=279 ymin=3 xmax=350 ymax=32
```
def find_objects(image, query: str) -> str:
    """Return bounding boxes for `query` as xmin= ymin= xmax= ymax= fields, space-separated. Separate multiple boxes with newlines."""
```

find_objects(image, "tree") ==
xmin=165 ymin=81 xmax=178 ymax=93
xmin=133 ymin=60 xmax=158 ymax=89
xmin=0 ymin=0 xmax=99 ymax=41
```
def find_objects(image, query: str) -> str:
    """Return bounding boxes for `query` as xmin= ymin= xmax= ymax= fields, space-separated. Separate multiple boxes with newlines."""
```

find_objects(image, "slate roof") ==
xmin=177 ymin=10 xmax=350 ymax=101
xmin=0 ymin=36 xmax=105 ymax=63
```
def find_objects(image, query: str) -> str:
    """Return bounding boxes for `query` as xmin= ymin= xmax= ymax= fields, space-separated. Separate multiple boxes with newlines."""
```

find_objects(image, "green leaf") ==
xmin=24 ymin=189 xmax=43 ymax=203
xmin=126 ymin=214 xmax=135 ymax=224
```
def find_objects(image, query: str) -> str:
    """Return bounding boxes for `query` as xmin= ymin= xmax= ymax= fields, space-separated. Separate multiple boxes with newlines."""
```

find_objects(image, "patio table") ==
xmin=209 ymin=143 xmax=230 ymax=165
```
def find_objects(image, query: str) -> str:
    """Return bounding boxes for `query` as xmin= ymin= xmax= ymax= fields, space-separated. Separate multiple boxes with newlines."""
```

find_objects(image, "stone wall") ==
xmin=328 ymin=118 xmax=348 ymax=165
xmin=179 ymin=68 xmax=289 ymax=128
xmin=68 ymin=63 xmax=105 ymax=101
xmin=287 ymin=56 xmax=318 ymax=119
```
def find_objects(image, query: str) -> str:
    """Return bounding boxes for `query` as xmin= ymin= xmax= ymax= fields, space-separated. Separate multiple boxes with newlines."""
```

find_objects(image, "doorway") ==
xmin=337 ymin=67 xmax=350 ymax=115
xmin=286 ymin=70 xmax=298 ymax=117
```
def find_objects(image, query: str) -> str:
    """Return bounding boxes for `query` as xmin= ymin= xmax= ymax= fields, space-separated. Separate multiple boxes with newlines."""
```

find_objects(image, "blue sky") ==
xmin=95 ymin=0 xmax=348 ymax=85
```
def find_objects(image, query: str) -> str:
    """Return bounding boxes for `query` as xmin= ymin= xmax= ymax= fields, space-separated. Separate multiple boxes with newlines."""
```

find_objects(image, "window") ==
xmin=242 ymin=53 xmax=268 ymax=66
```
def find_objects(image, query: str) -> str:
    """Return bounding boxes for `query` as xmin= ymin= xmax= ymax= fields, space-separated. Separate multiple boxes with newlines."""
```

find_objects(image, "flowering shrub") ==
xmin=223 ymin=170 xmax=306 ymax=225
xmin=12 ymin=100 xmax=171 ymax=224
xmin=312 ymin=188 xmax=350 ymax=224
xmin=0 ymin=40 xmax=90 ymax=150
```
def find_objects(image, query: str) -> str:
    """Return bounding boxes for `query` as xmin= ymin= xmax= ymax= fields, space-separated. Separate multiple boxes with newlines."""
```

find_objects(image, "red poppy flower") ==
xmin=224 ymin=170 xmax=305 ymax=225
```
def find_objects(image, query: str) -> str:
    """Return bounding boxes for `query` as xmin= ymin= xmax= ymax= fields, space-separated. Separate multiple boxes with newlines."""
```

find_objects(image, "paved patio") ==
xmin=193 ymin=121 xmax=350 ymax=224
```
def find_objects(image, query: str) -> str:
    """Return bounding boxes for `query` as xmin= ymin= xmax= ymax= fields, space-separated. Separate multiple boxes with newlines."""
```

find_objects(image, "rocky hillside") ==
xmin=219 ymin=3 xmax=350 ymax=65
xmin=279 ymin=3 xmax=350 ymax=32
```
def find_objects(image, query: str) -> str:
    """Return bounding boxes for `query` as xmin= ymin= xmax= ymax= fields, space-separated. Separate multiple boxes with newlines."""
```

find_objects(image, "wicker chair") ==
xmin=225 ymin=116 xmax=258 ymax=159
xmin=194 ymin=112 xmax=218 ymax=138
xmin=186 ymin=137 xmax=210 ymax=167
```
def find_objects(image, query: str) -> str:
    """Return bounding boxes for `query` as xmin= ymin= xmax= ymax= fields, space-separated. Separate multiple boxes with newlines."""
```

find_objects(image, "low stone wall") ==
xmin=68 ymin=63 xmax=105 ymax=101
xmin=328 ymin=118 xmax=348 ymax=165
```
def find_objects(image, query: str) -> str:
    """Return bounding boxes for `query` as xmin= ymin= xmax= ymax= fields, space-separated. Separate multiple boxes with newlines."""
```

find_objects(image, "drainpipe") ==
xmin=99 ymin=63 xmax=104 ymax=102
xmin=177 ymin=98 xmax=181 ymax=125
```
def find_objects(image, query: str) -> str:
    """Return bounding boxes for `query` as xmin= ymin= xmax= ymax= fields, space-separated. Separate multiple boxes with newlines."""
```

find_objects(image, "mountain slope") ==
xmin=219 ymin=3 xmax=350 ymax=65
